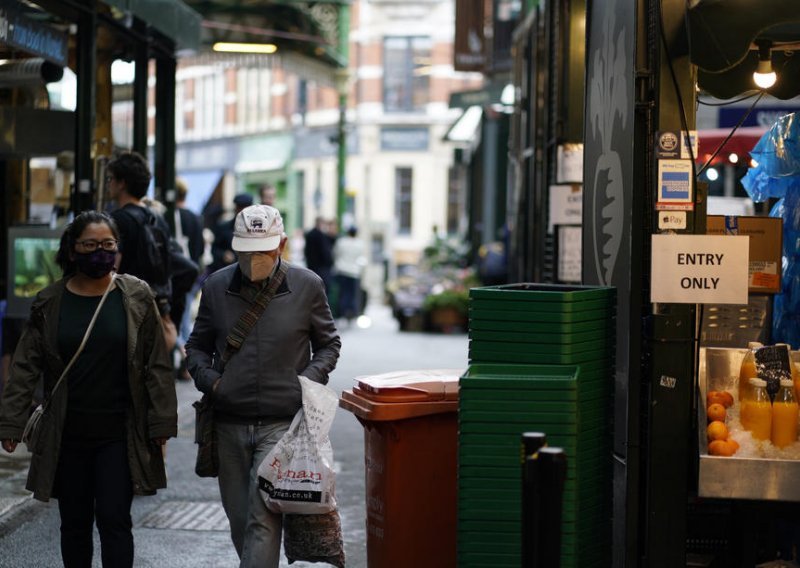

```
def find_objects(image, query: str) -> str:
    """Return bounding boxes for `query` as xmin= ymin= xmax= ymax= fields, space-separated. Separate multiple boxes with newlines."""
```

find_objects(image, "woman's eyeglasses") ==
xmin=76 ymin=239 xmax=118 ymax=252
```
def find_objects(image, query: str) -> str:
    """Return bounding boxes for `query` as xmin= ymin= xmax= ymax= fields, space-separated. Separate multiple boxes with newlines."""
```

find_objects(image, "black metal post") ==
xmin=154 ymin=54 xmax=176 ymax=230
xmin=73 ymin=7 xmax=96 ymax=214
xmin=133 ymin=28 xmax=149 ymax=157
xmin=537 ymin=447 xmax=567 ymax=567
xmin=521 ymin=432 xmax=547 ymax=568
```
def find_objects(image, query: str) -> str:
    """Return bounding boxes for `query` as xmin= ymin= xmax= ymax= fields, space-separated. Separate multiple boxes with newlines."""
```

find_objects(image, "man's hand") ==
xmin=2 ymin=439 xmax=18 ymax=453
xmin=151 ymin=438 xmax=168 ymax=446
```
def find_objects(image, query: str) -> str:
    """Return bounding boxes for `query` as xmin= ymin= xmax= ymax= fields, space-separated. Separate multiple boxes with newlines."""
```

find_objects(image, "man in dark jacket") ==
xmin=303 ymin=216 xmax=335 ymax=293
xmin=209 ymin=193 xmax=253 ymax=274
xmin=186 ymin=204 xmax=340 ymax=567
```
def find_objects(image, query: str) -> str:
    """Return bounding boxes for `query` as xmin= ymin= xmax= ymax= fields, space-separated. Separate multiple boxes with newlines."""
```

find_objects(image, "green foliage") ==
xmin=423 ymin=287 xmax=470 ymax=315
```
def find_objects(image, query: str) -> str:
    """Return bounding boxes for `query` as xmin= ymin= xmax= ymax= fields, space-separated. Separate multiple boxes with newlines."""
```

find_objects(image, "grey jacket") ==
xmin=186 ymin=261 xmax=341 ymax=421
xmin=0 ymin=275 xmax=177 ymax=502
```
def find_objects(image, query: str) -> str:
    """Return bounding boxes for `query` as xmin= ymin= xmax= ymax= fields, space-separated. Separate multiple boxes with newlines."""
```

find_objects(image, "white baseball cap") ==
xmin=231 ymin=204 xmax=284 ymax=252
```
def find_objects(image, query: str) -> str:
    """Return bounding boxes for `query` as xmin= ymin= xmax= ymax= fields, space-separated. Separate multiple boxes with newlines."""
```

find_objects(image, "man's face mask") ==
xmin=239 ymin=251 xmax=276 ymax=282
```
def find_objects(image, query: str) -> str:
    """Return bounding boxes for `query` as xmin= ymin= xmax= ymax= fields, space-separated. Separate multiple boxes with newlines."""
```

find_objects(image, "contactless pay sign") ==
xmin=651 ymin=234 xmax=749 ymax=304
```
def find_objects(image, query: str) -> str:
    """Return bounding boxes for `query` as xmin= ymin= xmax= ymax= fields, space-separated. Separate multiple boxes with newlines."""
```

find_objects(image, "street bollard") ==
xmin=521 ymin=432 xmax=547 ymax=568
xmin=537 ymin=448 xmax=567 ymax=567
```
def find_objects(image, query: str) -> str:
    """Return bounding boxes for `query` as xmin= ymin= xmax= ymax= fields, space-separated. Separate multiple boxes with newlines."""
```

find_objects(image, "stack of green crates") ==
xmin=459 ymin=284 xmax=615 ymax=568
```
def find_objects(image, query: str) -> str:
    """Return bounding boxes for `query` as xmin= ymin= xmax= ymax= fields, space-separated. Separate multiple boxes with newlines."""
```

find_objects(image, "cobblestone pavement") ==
xmin=0 ymin=304 xmax=468 ymax=567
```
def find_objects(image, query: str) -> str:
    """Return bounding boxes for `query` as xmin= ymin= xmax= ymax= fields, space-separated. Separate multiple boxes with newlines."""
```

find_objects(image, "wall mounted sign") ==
xmin=656 ymin=159 xmax=694 ymax=210
xmin=651 ymin=234 xmax=749 ymax=304
xmin=548 ymin=184 xmax=583 ymax=233
xmin=655 ymin=130 xmax=697 ymax=159
xmin=0 ymin=0 xmax=68 ymax=67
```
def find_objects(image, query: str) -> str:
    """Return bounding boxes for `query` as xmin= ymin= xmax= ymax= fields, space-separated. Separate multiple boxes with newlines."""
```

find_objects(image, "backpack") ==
xmin=120 ymin=205 xmax=172 ymax=291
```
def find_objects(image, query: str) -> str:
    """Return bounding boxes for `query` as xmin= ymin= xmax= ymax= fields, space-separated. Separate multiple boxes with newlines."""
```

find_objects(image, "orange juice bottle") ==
xmin=791 ymin=350 xmax=800 ymax=402
xmin=738 ymin=342 xmax=763 ymax=403
xmin=741 ymin=378 xmax=772 ymax=441
xmin=771 ymin=379 xmax=799 ymax=448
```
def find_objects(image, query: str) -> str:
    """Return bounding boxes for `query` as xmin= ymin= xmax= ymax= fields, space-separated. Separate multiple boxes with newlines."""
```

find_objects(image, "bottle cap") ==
xmin=749 ymin=377 xmax=767 ymax=387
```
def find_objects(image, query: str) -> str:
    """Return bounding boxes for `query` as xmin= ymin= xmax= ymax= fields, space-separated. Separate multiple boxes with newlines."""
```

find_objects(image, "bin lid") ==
xmin=340 ymin=369 xmax=463 ymax=421
xmin=354 ymin=369 xmax=462 ymax=402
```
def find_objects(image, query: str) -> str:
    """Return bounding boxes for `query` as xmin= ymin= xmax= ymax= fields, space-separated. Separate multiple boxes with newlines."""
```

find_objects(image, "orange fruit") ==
xmin=707 ymin=391 xmax=734 ymax=408
xmin=718 ymin=391 xmax=734 ymax=408
xmin=709 ymin=439 xmax=735 ymax=456
xmin=727 ymin=439 xmax=740 ymax=452
xmin=707 ymin=420 xmax=728 ymax=442
xmin=707 ymin=403 xmax=727 ymax=423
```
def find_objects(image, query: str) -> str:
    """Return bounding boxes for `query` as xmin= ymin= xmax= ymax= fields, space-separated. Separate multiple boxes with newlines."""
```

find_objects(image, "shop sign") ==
xmin=0 ymin=0 xmax=68 ymax=67
xmin=454 ymin=0 xmax=485 ymax=71
xmin=380 ymin=127 xmax=429 ymax=152
xmin=719 ymin=107 xmax=800 ymax=129
xmin=656 ymin=159 xmax=694 ymax=211
xmin=651 ymin=234 xmax=749 ymax=304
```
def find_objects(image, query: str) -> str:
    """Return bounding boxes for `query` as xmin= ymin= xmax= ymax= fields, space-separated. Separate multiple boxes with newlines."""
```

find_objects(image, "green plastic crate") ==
xmin=469 ymin=306 xmax=612 ymax=324
xmin=470 ymin=317 xmax=612 ymax=333
xmin=469 ymin=283 xmax=616 ymax=302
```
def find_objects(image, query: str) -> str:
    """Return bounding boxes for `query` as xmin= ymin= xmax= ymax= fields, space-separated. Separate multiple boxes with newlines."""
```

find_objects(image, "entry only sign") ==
xmin=651 ymin=234 xmax=749 ymax=304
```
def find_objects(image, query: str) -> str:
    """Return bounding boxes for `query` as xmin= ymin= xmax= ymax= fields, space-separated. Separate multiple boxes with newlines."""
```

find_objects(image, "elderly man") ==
xmin=185 ymin=204 xmax=341 ymax=567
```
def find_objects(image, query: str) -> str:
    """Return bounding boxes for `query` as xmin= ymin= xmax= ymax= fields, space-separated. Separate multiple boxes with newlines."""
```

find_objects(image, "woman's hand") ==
xmin=2 ymin=440 xmax=18 ymax=453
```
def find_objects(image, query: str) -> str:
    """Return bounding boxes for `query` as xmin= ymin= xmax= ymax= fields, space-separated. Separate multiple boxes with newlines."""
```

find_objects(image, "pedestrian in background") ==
xmin=334 ymin=226 xmax=367 ymax=324
xmin=304 ymin=216 xmax=335 ymax=294
xmin=186 ymin=204 xmax=340 ymax=568
xmin=0 ymin=211 xmax=177 ymax=568
xmin=259 ymin=183 xmax=276 ymax=207
xmin=210 ymin=193 xmax=253 ymax=274
xmin=106 ymin=152 xmax=179 ymax=351
xmin=173 ymin=179 xmax=206 ymax=380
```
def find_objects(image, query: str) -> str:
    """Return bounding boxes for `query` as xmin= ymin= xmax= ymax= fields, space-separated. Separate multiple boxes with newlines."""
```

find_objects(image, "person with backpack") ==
xmin=106 ymin=152 xmax=178 ymax=350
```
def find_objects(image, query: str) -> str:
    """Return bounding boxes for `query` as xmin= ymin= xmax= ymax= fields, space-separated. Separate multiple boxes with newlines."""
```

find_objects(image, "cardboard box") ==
xmin=707 ymin=215 xmax=782 ymax=293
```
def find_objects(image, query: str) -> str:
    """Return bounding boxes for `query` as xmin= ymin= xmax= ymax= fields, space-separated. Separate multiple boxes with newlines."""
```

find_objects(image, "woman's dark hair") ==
xmin=55 ymin=211 xmax=120 ymax=276
xmin=106 ymin=151 xmax=152 ymax=199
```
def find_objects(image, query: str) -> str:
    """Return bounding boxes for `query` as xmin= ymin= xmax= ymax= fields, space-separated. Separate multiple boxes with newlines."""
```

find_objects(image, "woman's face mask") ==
xmin=74 ymin=249 xmax=117 ymax=279
xmin=239 ymin=252 xmax=276 ymax=282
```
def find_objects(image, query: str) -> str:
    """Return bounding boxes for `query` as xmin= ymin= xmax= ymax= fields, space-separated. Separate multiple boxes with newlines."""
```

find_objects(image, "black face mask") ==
xmin=74 ymin=250 xmax=116 ymax=279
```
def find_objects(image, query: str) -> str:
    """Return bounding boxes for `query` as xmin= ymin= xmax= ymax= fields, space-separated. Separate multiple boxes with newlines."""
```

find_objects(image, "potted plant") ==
xmin=423 ymin=288 xmax=469 ymax=332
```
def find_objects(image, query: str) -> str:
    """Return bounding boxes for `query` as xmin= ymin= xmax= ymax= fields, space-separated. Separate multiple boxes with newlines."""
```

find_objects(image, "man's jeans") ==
xmin=216 ymin=419 xmax=292 ymax=568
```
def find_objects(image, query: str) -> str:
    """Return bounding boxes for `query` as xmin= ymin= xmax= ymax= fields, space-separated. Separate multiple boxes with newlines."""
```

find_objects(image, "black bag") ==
xmin=169 ymin=239 xmax=199 ymax=299
xmin=283 ymin=511 xmax=345 ymax=568
xmin=121 ymin=206 xmax=172 ymax=290
xmin=193 ymin=394 xmax=217 ymax=477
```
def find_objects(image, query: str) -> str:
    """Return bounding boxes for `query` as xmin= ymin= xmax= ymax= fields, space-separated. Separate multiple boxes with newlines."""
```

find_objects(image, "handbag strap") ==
xmin=220 ymin=260 xmax=289 ymax=370
xmin=46 ymin=274 xmax=117 ymax=404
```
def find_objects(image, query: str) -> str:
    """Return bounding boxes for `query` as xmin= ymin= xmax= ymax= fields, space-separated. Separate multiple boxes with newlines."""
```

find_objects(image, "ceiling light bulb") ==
xmin=753 ymin=42 xmax=776 ymax=89
xmin=729 ymin=153 xmax=739 ymax=164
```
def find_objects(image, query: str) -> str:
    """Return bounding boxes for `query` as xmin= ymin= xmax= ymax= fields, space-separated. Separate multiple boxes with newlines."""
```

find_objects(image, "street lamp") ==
xmin=335 ymin=67 xmax=350 ymax=228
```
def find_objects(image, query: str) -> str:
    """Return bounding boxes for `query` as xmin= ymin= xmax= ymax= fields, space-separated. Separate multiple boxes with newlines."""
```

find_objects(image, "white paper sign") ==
xmin=651 ymin=234 xmax=749 ymax=304
xmin=556 ymin=144 xmax=584 ymax=183
xmin=557 ymin=225 xmax=582 ymax=283
xmin=548 ymin=185 xmax=583 ymax=233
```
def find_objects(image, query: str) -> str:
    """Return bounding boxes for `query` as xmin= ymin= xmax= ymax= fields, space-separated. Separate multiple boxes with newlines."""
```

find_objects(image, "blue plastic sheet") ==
xmin=742 ymin=113 xmax=800 ymax=345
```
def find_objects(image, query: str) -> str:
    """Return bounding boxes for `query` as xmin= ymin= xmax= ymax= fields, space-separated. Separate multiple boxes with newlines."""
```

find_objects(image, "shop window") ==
xmin=395 ymin=167 xmax=413 ymax=234
xmin=383 ymin=36 xmax=432 ymax=113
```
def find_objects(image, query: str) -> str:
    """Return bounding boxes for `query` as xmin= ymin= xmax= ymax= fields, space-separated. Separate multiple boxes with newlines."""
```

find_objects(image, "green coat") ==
xmin=0 ymin=274 xmax=177 ymax=502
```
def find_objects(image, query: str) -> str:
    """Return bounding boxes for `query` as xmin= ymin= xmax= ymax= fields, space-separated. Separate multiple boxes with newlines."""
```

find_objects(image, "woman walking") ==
xmin=0 ymin=211 xmax=177 ymax=567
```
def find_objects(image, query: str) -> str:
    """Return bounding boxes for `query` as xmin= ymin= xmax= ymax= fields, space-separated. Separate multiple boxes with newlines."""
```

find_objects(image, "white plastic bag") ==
xmin=257 ymin=376 xmax=338 ymax=514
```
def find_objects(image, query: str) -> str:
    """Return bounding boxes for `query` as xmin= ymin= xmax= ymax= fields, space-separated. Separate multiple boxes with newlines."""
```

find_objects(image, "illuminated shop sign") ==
xmin=0 ymin=0 xmax=68 ymax=67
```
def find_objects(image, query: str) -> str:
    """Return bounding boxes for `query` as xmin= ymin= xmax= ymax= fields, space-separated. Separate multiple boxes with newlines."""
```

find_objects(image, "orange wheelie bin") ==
xmin=339 ymin=370 xmax=461 ymax=568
